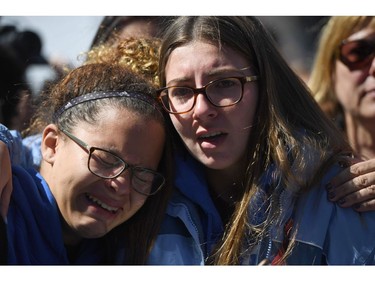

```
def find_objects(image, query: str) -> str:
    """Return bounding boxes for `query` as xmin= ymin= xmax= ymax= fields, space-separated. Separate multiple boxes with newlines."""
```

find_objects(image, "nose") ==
xmin=105 ymin=172 xmax=132 ymax=195
xmin=192 ymin=93 xmax=218 ymax=120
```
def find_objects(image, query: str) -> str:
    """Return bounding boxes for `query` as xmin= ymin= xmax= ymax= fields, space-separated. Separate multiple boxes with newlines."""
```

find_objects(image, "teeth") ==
xmin=87 ymin=194 xmax=118 ymax=213
xmin=200 ymin=132 xmax=222 ymax=139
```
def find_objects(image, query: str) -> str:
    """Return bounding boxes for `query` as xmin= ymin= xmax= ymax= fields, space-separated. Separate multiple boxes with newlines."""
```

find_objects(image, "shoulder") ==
xmin=0 ymin=125 xmax=22 ymax=165
xmin=0 ymin=124 xmax=35 ymax=168
xmin=165 ymin=190 xmax=204 ymax=240
xmin=294 ymin=163 xmax=375 ymax=264
xmin=148 ymin=190 xmax=205 ymax=265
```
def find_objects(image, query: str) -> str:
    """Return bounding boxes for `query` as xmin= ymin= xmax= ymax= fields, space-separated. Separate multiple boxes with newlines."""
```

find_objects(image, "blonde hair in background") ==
xmin=308 ymin=16 xmax=375 ymax=119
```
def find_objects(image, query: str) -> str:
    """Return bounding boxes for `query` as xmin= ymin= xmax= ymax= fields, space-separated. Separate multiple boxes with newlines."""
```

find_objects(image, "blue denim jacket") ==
xmin=149 ymin=151 xmax=375 ymax=265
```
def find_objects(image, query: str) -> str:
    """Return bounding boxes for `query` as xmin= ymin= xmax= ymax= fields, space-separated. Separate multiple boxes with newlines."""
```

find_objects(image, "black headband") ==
xmin=53 ymin=91 xmax=162 ymax=122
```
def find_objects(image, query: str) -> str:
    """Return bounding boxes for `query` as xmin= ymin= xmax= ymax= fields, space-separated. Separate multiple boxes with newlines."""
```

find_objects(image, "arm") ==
xmin=0 ymin=141 xmax=12 ymax=221
xmin=0 ymin=123 xmax=35 ymax=220
xmin=327 ymin=158 xmax=375 ymax=212
xmin=0 ymin=124 xmax=35 ymax=169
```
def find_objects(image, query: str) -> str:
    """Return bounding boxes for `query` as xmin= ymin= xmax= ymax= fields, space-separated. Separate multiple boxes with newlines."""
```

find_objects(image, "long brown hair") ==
xmin=158 ymin=16 xmax=352 ymax=264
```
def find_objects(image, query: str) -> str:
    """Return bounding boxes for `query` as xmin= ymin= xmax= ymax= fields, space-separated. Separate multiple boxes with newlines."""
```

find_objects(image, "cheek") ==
xmin=334 ymin=62 xmax=362 ymax=103
xmin=240 ymin=86 xmax=259 ymax=123
xmin=51 ymin=151 xmax=90 ymax=198
xmin=114 ymin=194 xmax=147 ymax=227
xmin=170 ymin=114 xmax=191 ymax=137
xmin=131 ymin=195 xmax=148 ymax=211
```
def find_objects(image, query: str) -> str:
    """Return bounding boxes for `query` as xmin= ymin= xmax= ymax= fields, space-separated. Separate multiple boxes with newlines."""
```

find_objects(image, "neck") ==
xmin=206 ymin=168 xmax=244 ymax=203
xmin=345 ymin=115 xmax=375 ymax=159
xmin=205 ymin=161 xmax=247 ymax=225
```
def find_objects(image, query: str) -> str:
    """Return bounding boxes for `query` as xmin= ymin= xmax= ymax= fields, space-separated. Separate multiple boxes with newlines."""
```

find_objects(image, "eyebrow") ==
xmin=64 ymin=130 xmax=123 ymax=161
xmin=103 ymin=145 xmax=153 ymax=168
xmin=94 ymin=144 xmax=150 ymax=169
xmin=166 ymin=66 xmax=252 ymax=86
xmin=207 ymin=66 xmax=251 ymax=76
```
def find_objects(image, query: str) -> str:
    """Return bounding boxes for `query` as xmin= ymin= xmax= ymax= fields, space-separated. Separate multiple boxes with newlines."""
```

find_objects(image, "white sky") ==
xmin=1 ymin=16 xmax=104 ymax=67
xmin=1 ymin=0 xmax=368 ymax=66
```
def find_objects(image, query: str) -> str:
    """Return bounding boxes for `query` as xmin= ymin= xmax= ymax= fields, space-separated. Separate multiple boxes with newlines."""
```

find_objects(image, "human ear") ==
xmin=41 ymin=124 xmax=60 ymax=165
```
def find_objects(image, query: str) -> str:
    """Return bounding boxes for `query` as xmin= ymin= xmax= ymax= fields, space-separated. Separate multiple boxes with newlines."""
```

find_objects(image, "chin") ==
xmin=199 ymin=157 xmax=233 ymax=170
xmin=78 ymin=222 xmax=110 ymax=239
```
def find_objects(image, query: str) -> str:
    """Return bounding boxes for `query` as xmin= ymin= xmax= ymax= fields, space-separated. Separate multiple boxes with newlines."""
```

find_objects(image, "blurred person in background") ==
xmin=0 ymin=23 xmax=59 ymax=133
xmin=309 ymin=16 xmax=375 ymax=211
xmin=259 ymin=16 xmax=328 ymax=83
xmin=91 ymin=16 xmax=175 ymax=48
xmin=0 ymin=43 xmax=33 ymax=132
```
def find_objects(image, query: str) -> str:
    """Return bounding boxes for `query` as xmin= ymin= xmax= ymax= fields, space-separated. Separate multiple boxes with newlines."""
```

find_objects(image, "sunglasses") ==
xmin=339 ymin=38 xmax=375 ymax=70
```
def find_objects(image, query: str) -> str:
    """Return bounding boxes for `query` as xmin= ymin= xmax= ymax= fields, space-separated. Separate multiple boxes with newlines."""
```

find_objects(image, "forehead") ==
xmin=165 ymin=41 xmax=248 ymax=78
xmin=75 ymin=106 xmax=163 ymax=143
xmin=72 ymin=106 xmax=165 ymax=164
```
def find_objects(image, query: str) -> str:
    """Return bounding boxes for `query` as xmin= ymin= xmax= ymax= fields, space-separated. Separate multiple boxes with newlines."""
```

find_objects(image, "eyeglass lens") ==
xmin=340 ymin=39 xmax=375 ymax=69
xmin=162 ymin=77 xmax=243 ymax=113
xmin=89 ymin=148 xmax=124 ymax=178
xmin=88 ymin=148 xmax=163 ymax=195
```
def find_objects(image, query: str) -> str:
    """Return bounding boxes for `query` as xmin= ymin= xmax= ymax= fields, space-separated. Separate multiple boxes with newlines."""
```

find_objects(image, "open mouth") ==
xmin=86 ymin=193 xmax=119 ymax=214
xmin=198 ymin=131 xmax=226 ymax=140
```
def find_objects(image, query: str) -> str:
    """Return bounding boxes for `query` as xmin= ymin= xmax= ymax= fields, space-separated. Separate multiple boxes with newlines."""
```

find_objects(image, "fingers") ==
xmin=327 ymin=171 xmax=375 ymax=200
xmin=329 ymin=184 xmax=375 ymax=209
xmin=330 ymin=158 xmax=373 ymax=187
xmin=326 ymin=159 xmax=375 ymax=212
xmin=353 ymin=198 xmax=375 ymax=212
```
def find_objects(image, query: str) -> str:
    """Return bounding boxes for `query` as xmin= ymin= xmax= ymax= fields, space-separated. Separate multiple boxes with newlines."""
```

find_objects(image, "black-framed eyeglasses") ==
xmin=157 ymin=75 xmax=259 ymax=114
xmin=339 ymin=37 xmax=375 ymax=70
xmin=60 ymin=129 xmax=165 ymax=196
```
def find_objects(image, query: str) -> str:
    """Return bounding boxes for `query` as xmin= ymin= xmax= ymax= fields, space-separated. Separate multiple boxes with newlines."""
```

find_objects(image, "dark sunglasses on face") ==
xmin=339 ymin=37 xmax=375 ymax=70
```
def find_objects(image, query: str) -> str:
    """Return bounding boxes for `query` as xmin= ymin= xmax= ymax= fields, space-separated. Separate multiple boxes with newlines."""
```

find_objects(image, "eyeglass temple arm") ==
xmin=245 ymin=75 xmax=259 ymax=82
xmin=60 ymin=129 xmax=91 ymax=152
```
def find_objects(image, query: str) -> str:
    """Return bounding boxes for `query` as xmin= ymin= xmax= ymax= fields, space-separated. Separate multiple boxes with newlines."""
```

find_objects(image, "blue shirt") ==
xmin=150 ymin=152 xmax=375 ymax=265
xmin=6 ymin=166 xmax=103 ymax=264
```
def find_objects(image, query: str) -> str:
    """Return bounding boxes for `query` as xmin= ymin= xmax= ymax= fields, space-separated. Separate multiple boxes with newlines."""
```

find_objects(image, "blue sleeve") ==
xmin=0 ymin=124 xmax=34 ymax=169
xmin=22 ymin=134 xmax=43 ymax=170
xmin=326 ymin=204 xmax=375 ymax=264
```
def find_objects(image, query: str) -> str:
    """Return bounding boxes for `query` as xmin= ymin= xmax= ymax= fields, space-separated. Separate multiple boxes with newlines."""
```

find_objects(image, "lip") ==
xmin=85 ymin=193 xmax=123 ymax=214
xmin=196 ymin=129 xmax=228 ymax=148
xmin=362 ymin=88 xmax=375 ymax=99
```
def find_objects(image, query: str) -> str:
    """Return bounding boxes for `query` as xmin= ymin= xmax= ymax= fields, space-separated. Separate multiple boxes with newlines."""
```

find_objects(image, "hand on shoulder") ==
xmin=327 ymin=157 xmax=375 ymax=212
